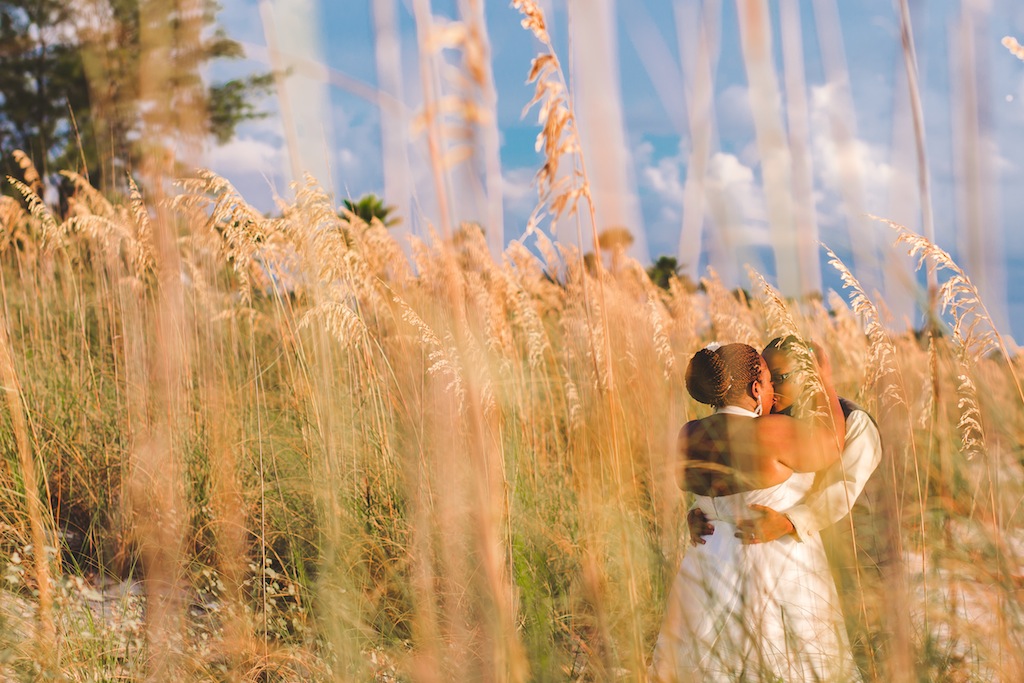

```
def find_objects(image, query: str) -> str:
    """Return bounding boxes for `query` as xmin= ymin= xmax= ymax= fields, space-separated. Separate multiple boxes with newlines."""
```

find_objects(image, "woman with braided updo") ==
xmin=651 ymin=342 xmax=858 ymax=682
xmin=686 ymin=343 xmax=766 ymax=407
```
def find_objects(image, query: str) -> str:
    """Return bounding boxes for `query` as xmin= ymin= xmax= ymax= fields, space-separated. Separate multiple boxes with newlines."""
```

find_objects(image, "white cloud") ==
xmin=738 ymin=141 xmax=760 ymax=169
xmin=658 ymin=205 xmax=680 ymax=225
xmin=634 ymin=140 xmax=655 ymax=167
xmin=338 ymin=148 xmax=358 ymax=172
xmin=643 ymin=156 xmax=685 ymax=204
xmin=717 ymin=84 xmax=753 ymax=134
xmin=634 ymin=143 xmax=769 ymax=251
xmin=207 ymin=136 xmax=284 ymax=174
xmin=709 ymin=151 xmax=754 ymax=185
xmin=706 ymin=152 xmax=770 ymax=246
xmin=502 ymin=166 xmax=537 ymax=204
xmin=203 ymin=136 xmax=288 ymax=214
xmin=708 ymin=152 xmax=765 ymax=216
xmin=236 ymin=110 xmax=285 ymax=138
xmin=809 ymin=83 xmax=893 ymax=218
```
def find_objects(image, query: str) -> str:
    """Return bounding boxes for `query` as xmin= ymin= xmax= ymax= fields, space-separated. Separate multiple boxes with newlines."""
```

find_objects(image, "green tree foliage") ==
xmin=208 ymin=72 xmax=276 ymax=144
xmin=0 ymin=1 xmax=92 ymax=175
xmin=0 ymin=0 xmax=270 ymax=193
xmin=647 ymin=254 xmax=697 ymax=291
xmin=646 ymin=255 xmax=681 ymax=290
xmin=342 ymin=194 xmax=400 ymax=228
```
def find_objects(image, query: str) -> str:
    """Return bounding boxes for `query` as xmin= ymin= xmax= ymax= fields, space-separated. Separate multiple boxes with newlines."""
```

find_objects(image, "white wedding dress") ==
xmin=650 ymin=471 xmax=858 ymax=682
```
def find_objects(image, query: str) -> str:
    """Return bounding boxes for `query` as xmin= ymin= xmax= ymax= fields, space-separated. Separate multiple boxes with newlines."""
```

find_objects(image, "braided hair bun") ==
xmin=686 ymin=348 xmax=731 ymax=405
xmin=685 ymin=343 xmax=762 ymax=407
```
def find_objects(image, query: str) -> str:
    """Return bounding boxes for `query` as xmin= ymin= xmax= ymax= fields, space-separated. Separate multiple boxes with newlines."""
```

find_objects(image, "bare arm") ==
xmin=679 ymin=426 xmax=719 ymax=545
xmin=675 ymin=424 xmax=691 ymax=491
xmin=740 ymin=412 xmax=881 ymax=544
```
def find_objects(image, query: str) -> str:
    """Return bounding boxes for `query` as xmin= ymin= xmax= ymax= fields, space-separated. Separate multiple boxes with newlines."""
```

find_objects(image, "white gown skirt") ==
xmin=650 ymin=474 xmax=858 ymax=682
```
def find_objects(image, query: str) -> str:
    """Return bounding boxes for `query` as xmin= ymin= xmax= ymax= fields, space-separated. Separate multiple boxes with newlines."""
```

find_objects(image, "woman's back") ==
xmin=681 ymin=413 xmax=794 ymax=496
xmin=678 ymin=342 xmax=845 ymax=500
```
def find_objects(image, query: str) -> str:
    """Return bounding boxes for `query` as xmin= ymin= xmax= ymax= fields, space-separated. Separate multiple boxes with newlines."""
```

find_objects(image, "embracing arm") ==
xmin=678 ymin=424 xmax=718 ymax=545
xmin=675 ymin=423 xmax=692 ymax=491
xmin=784 ymin=411 xmax=882 ymax=540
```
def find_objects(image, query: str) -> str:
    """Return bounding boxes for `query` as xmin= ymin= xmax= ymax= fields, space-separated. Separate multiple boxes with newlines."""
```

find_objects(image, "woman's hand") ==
xmin=687 ymin=508 xmax=715 ymax=545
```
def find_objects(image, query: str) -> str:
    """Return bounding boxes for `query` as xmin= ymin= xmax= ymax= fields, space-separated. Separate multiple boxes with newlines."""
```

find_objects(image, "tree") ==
xmin=0 ymin=0 xmax=271 ymax=194
xmin=342 ymin=194 xmax=400 ymax=228
xmin=0 ymin=2 xmax=92 ymax=176
xmin=647 ymin=255 xmax=697 ymax=292
xmin=647 ymin=255 xmax=681 ymax=290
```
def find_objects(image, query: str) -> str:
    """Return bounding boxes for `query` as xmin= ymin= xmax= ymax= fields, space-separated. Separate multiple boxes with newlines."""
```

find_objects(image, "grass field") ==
xmin=0 ymin=166 xmax=1022 ymax=681
xmin=0 ymin=1 xmax=1022 ymax=679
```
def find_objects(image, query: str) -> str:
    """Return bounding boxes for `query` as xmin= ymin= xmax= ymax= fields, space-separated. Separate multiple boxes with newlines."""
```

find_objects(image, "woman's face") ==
xmin=755 ymin=356 xmax=775 ymax=414
xmin=763 ymin=349 xmax=800 ymax=413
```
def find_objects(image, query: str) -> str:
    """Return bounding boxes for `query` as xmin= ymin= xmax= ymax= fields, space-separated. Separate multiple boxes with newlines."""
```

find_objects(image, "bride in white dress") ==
xmin=650 ymin=343 xmax=857 ymax=682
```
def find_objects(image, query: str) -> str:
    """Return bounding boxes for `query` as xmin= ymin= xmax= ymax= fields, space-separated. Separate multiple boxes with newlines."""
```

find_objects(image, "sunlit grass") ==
xmin=0 ymin=166 xmax=1021 ymax=681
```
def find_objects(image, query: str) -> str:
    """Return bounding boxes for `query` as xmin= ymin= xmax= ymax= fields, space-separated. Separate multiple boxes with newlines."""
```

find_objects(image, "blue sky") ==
xmin=208 ymin=0 xmax=1024 ymax=341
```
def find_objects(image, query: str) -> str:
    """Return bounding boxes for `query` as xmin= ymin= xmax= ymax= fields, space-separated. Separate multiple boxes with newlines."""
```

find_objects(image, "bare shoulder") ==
xmin=754 ymin=413 xmax=798 ymax=434
xmin=676 ymin=419 xmax=706 ymax=487
xmin=678 ymin=420 xmax=698 ymax=450
xmin=751 ymin=413 xmax=805 ymax=453
xmin=680 ymin=419 xmax=704 ymax=436
xmin=758 ymin=413 xmax=796 ymax=425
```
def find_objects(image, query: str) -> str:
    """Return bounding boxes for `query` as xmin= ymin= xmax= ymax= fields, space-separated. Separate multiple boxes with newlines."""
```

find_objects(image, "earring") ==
xmin=754 ymin=394 xmax=763 ymax=417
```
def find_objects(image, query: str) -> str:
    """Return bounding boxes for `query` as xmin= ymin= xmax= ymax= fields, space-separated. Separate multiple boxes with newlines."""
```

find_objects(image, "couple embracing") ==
xmin=650 ymin=338 xmax=885 ymax=682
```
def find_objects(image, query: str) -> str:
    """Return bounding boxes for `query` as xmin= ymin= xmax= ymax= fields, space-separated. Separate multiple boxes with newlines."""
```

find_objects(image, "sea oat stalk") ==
xmin=0 ymin=312 xmax=55 ymax=665
xmin=877 ymin=216 xmax=1024 ymax=408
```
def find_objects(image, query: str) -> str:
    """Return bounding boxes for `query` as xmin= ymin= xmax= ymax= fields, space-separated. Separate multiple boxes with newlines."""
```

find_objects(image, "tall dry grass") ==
xmin=0 ymin=162 xmax=1023 ymax=680
xmin=0 ymin=4 xmax=1022 ymax=683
